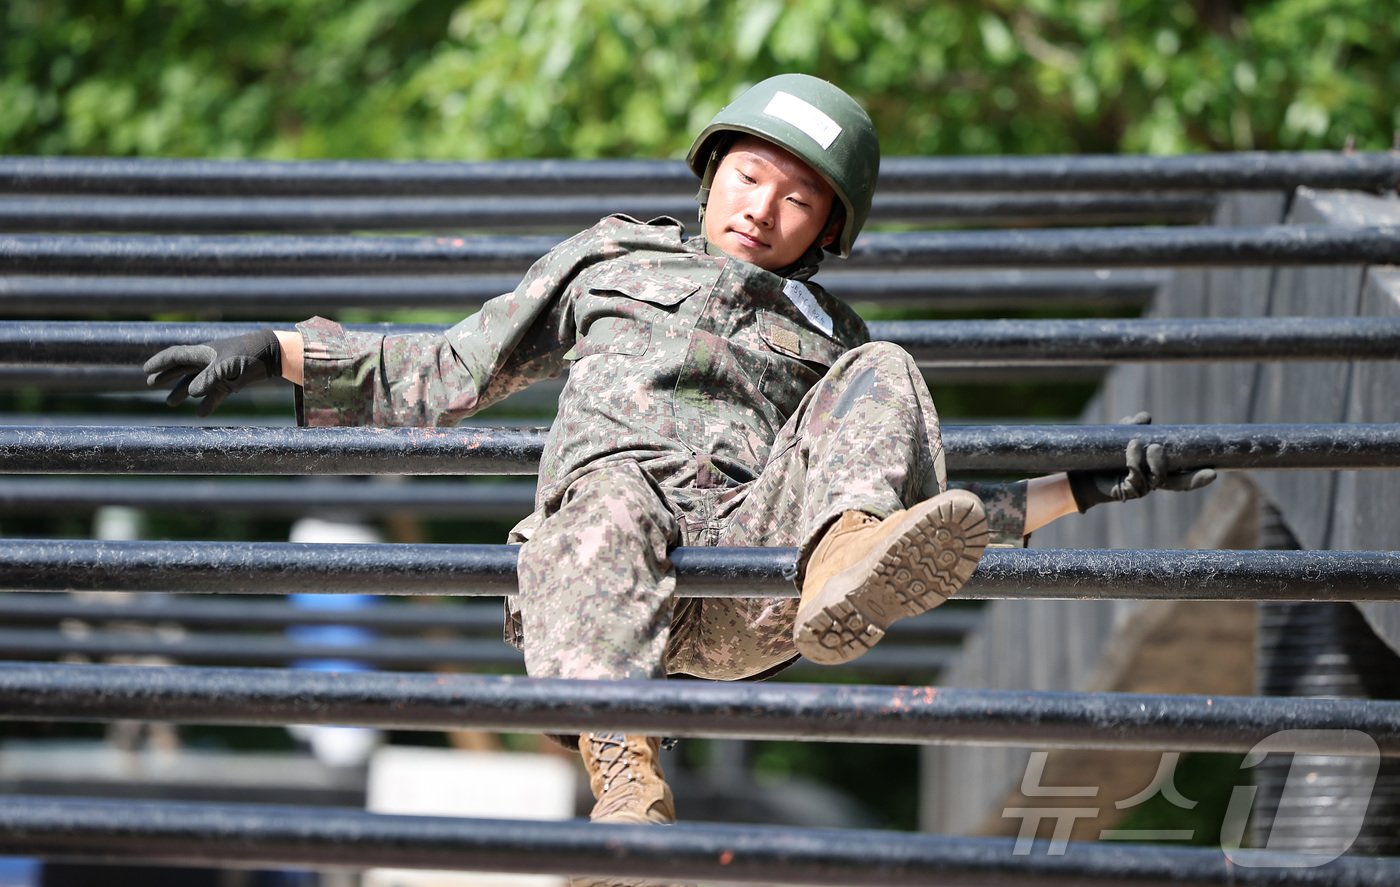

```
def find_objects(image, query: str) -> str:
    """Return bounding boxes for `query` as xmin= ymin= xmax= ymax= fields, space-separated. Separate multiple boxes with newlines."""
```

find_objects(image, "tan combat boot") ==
xmin=569 ymin=733 xmax=689 ymax=887
xmin=795 ymin=488 xmax=989 ymax=665
xmin=580 ymin=732 xmax=676 ymax=824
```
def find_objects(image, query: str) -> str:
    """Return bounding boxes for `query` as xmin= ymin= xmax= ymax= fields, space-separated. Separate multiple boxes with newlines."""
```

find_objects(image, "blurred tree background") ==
xmin=3 ymin=0 xmax=1396 ymax=161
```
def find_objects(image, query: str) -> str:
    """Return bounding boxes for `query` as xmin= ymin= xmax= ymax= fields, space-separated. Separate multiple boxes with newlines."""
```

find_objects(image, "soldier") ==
xmin=145 ymin=75 xmax=1212 ymax=887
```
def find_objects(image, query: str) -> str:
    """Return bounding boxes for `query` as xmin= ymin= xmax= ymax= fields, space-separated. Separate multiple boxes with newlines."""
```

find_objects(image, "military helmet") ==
xmin=686 ymin=74 xmax=879 ymax=258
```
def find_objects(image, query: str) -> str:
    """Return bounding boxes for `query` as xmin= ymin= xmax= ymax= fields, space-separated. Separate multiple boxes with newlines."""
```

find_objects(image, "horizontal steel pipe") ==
xmin=0 ymin=233 xmax=561 ymax=276
xmin=16 ymin=318 xmax=1400 ymax=367
xmin=2 ymin=226 xmax=1395 ymax=276
xmin=0 ymin=628 xmax=956 ymax=674
xmin=0 ymin=269 xmax=1163 ymax=317
xmin=1 ymin=540 xmax=1397 ymax=601
xmin=4 ymin=662 xmax=1400 ymax=754
xmin=0 ymin=594 xmax=509 ymax=633
xmin=1 ymin=423 xmax=1397 ymax=474
xmin=0 ymin=362 xmax=1110 ymax=392
xmin=0 ymin=192 xmax=1215 ymax=233
xmin=0 ymin=628 xmax=527 ymax=670
xmin=850 ymin=225 xmax=1400 ymax=270
xmin=3 ymin=796 xmax=1397 ymax=887
xmin=3 ymin=152 xmax=1396 ymax=195
xmin=0 ymin=593 xmax=981 ymax=643
xmin=0 ymin=477 xmax=538 ymax=517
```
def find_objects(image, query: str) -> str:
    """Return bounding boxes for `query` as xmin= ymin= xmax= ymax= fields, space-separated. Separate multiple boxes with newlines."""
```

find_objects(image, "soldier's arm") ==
xmin=946 ymin=475 xmax=1077 ymax=545
xmin=274 ymin=330 xmax=304 ymax=385
xmin=948 ymin=480 xmax=1031 ymax=547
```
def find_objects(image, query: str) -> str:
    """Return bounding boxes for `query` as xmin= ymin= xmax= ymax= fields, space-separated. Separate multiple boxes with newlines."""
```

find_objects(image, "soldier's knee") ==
xmin=844 ymin=339 xmax=917 ymax=372
xmin=834 ymin=341 xmax=921 ymax=386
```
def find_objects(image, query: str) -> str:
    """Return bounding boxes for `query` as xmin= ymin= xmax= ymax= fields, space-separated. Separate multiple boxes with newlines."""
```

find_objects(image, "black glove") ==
xmin=143 ymin=329 xmax=282 ymax=417
xmin=1068 ymin=412 xmax=1217 ymax=512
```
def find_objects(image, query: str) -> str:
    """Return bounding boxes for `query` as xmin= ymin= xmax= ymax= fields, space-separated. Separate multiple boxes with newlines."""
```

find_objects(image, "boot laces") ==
xmin=590 ymin=733 xmax=643 ymax=794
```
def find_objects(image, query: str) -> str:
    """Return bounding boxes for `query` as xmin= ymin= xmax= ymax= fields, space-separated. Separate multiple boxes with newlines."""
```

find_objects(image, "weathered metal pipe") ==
xmin=3 ymin=795 xmax=1397 ymax=885
xmin=0 ymin=540 xmax=1395 ymax=601
xmin=8 ymin=794 xmax=1399 ymax=886
xmin=0 ymin=628 xmax=958 ymax=675
xmin=14 ymin=318 xmax=1400 ymax=367
xmin=1 ymin=225 xmax=1395 ymax=275
xmin=0 ymin=593 xmax=983 ymax=643
xmin=0 ymin=192 xmax=1215 ymax=233
xmin=0 ymin=628 xmax=527 ymax=670
xmin=2 ymin=151 xmax=1395 ymax=195
xmin=0 ymin=423 xmax=1396 ymax=475
xmin=0 ymin=477 xmax=539 ymax=517
xmin=3 ymin=662 xmax=1400 ymax=754
xmin=0 ymin=269 xmax=1164 ymax=317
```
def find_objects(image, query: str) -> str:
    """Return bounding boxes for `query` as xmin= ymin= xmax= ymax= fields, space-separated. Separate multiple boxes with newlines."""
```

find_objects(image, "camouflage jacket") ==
xmin=296 ymin=214 xmax=1027 ymax=545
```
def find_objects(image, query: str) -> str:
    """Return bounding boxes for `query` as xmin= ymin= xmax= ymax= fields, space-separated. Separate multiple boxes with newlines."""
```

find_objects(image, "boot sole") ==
xmin=795 ymin=490 xmax=989 ymax=665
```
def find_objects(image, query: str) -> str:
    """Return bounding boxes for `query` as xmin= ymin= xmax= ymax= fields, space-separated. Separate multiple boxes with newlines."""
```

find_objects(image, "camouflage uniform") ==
xmin=297 ymin=214 xmax=1027 ymax=683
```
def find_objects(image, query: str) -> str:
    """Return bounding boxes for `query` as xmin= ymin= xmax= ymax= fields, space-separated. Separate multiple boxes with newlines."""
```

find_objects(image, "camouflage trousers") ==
xmin=515 ymin=341 xmax=947 ymax=683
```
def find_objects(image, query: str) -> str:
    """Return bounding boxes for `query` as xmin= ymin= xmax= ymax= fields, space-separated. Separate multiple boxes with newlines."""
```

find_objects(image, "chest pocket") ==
xmin=566 ymin=268 xmax=701 ymax=361
xmin=564 ymin=316 xmax=650 ymax=360
xmin=757 ymin=316 xmax=847 ymax=412
xmin=587 ymin=267 xmax=700 ymax=308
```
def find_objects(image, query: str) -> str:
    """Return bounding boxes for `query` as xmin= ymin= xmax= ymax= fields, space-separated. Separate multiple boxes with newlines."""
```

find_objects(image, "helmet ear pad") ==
xmin=693 ymin=133 xmax=738 ymax=227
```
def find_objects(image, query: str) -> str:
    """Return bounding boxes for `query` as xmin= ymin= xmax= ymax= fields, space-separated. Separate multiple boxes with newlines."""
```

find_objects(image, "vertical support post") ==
xmin=1253 ymin=504 xmax=1400 ymax=855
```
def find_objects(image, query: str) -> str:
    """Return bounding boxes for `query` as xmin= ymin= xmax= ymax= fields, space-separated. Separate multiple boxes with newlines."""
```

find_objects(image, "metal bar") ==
xmin=8 ymin=796 xmax=1398 ymax=887
xmin=0 ymin=593 xmax=982 ymax=643
xmin=0 ymin=362 xmax=1111 ymax=392
xmin=14 ymin=318 xmax=1400 ymax=367
xmin=2 ymin=152 xmax=1395 ymax=195
xmin=0 ymin=540 xmax=1396 ymax=601
xmin=0 ymin=364 xmax=149 ymax=391
xmin=848 ymin=225 xmax=1400 ymax=270
xmin=2 ymin=226 xmax=1395 ymax=275
xmin=0 ymin=628 xmax=529 ymax=670
xmin=0 ymin=269 xmax=1164 ymax=317
xmin=0 ymin=192 xmax=1215 ymax=233
xmin=0 ymin=594 xmax=511 ymax=633
xmin=0 ymin=627 xmax=958 ymax=674
xmin=4 ymin=662 xmax=1400 ymax=754
xmin=0 ymin=233 xmax=561 ymax=276
xmin=3 ymin=796 xmax=1398 ymax=887
xmin=1 ymin=423 xmax=1397 ymax=475
xmin=0 ymin=477 xmax=538 ymax=517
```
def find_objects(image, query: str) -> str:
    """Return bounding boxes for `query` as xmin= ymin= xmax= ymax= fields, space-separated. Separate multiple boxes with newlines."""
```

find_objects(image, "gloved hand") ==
xmin=1067 ymin=412 xmax=1217 ymax=512
xmin=143 ymin=329 xmax=282 ymax=417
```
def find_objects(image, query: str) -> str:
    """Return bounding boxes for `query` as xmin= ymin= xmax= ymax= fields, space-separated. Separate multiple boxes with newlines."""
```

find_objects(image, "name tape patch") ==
xmin=763 ymin=91 xmax=842 ymax=150
xmin=783 ymin=279 xmax=834 ymax=337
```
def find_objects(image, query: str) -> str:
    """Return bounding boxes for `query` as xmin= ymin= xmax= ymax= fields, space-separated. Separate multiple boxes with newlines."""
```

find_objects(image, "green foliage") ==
xmin=3 ymin=0 xmax=1396 ymax=160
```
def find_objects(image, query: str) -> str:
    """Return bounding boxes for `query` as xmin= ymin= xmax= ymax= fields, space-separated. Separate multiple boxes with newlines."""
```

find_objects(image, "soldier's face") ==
xmin=704 ymin=136 xmax=837 ymax=271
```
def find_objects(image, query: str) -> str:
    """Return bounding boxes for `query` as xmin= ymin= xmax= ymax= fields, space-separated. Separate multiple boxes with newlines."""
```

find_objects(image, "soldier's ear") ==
xmin=820 ymin=213 xmax=844 ymax=249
